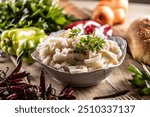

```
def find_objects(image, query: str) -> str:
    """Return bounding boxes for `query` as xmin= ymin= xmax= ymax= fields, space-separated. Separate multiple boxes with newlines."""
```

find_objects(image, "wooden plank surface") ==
xmin=60 ymin=0 xmax=89 ymax=19
xmin=1 ymin=0 xmax=150 ymax=100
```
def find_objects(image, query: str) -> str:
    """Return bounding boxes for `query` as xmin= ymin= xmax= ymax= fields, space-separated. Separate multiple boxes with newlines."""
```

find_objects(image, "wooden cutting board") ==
xmin=9 ymin=0 xmax=150 ymax=100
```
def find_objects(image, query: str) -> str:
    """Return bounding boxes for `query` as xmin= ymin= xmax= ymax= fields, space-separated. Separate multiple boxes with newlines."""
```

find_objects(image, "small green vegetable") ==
xmin=128 ymin=64 xmax=150 ymax=95
xmin=0 ymin=27 xmax=47 ymax=64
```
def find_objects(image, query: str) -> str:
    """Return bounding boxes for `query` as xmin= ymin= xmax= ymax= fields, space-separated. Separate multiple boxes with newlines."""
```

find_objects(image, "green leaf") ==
xmin=141 ymin=88 xmax=150 ymax=95
xmin=141 ymin=70 xmax=150 ymax=81
xmin=128 ymin=64 xmax=150 ymax=95
xmin=128 ymin=65 xmax=142 ymax=76
xmin=69 ymin=28 xmax=81 ymax=38
xmin=131 ymin=75 xmax=146 ymax=87
xmin=55 ymin=16 xmax=67 ymax=25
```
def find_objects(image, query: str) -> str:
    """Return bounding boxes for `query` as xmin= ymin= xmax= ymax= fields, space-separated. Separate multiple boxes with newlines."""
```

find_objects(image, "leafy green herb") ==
xmin=128 ymin=64 xmax=150 ymax=95
xmin=0 ymin=0 xmax=73 ymax=35
xmin=69 ymin=28 xmax=81 ymax=38
xmin=75 ymin=33 xmax=105 ymax=54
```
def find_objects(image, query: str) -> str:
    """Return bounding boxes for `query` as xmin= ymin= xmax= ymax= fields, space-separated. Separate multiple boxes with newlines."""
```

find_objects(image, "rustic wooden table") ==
xmin=0 ymin=0 xmax=150 ymax=100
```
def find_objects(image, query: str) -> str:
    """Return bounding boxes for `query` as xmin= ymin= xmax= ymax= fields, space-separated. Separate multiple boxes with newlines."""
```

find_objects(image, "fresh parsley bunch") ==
xmin=0 ymin=0 xmax=73 ymax=35
xmin=69 ymin=28 xmax=81 ymax=38
xmin=128 ymin=64 xmax=150 ymax=95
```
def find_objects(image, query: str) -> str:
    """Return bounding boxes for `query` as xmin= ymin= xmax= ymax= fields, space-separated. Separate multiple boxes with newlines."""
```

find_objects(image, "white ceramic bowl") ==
xmin=31 ymin=37 xmax=127 ymax=87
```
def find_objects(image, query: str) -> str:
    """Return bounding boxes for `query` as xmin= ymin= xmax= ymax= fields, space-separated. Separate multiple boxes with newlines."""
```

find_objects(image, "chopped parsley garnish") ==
xmin=69 ymin=28 xmax=106 ymax=54
xmin=75 ymin=35 xmax=105 ymax=54
xmin=69 ymin=28 xmax=81 ymax=38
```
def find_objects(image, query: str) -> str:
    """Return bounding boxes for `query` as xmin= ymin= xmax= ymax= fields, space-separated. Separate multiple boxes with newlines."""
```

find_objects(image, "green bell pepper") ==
xmin=0 ymin=27 xmax=47 ymax=64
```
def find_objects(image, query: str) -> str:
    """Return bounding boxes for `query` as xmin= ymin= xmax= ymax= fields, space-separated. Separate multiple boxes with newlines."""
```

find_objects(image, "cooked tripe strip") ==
xmin=84 ymin=53 xmax=101 ymax=67
xmin=49 ymin=37 xmax=68 ymax=49
xmin=100 ymin=49 xmax=119 ymax=64
xmin=61 ymin=48 xmax=72 ymax=55
xmin=91 ymin=61 xmax=104 ymax=69
xmin=109 ymin=40 xmax=122 ymax=59
xmin=68 ymin=65 xmax=88 ymax=73
xmin=67 ymin=53 xmax=84 ymax=61
xmin=39 ymin=46 xmax=51 ymax=61
xmin=53 ymin=49 xmax=67 ymax=63
xmin=53 ymin=63 xmax=61 ymax=69
xmin=61 ymin=61 xmax=70 ymax=67
xmin=87 ymin=50 xmax=97 ymax=59
xmin=42 ymin=56 xmax=51 ymax=65
xmin=103 ymin=40 xmax=110 ymax=51
xmin=59 ymin=29 xmax=71 ymax=38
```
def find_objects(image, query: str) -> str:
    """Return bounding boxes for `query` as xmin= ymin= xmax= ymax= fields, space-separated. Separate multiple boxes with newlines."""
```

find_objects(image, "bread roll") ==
xmin=127 ymin=17 xmax=150 ymax=65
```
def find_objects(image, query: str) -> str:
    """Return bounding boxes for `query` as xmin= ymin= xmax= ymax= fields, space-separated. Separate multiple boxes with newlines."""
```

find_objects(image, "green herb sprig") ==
xmin=75 ymin=34 xmax=105 ymax=54
xmin=69 ymin=28 xmax=81 ymax=38
xmin=128 ymin=64 xmax=150 ymax=95
xmin=68 ymin=28 xmax=105 ymax=54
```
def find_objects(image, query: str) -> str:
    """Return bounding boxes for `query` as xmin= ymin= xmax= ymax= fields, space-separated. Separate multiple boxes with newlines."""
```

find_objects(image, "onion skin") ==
xmin=92 ymin=6 xmax=114 ymax=25
xmin=92 ymin=0 xmax=128 ymax=25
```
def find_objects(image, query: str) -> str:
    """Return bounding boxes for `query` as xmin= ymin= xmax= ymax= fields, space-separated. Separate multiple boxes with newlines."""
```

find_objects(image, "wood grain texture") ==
xmin=60 ymin=0 xmax=89 ymax=19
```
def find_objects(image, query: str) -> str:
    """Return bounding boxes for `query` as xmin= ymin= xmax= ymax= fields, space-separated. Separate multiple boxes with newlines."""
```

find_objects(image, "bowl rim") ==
xmin=31 ymin=36 xmax=127 ymax=75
